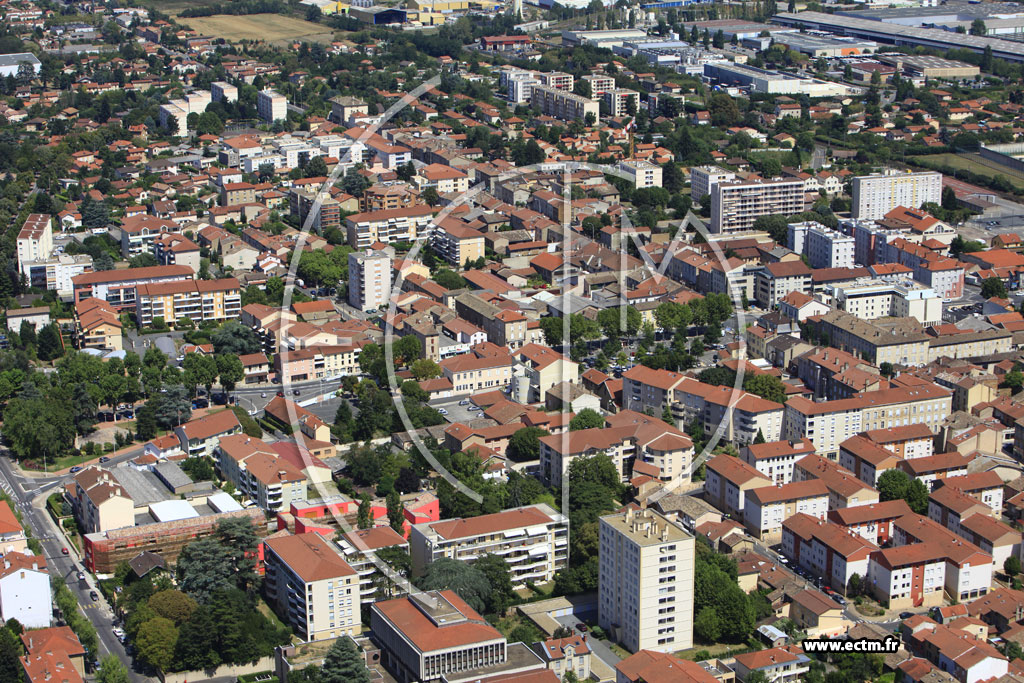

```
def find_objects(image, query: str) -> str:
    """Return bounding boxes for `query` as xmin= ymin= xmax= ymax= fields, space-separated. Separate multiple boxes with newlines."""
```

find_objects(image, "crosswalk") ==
xmin=0 ymin=479 xmax=11 ymax=496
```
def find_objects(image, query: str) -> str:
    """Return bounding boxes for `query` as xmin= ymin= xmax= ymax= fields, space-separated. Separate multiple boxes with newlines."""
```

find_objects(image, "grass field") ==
xmin=911 ymin=153 xmax=1024 ymax=191
xmin=177 ymin=13 xmax=335 ymax=45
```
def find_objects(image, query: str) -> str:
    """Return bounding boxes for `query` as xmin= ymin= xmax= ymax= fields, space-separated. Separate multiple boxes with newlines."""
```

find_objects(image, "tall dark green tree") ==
xmin=321 ymin=637 xmax=371 ymax=683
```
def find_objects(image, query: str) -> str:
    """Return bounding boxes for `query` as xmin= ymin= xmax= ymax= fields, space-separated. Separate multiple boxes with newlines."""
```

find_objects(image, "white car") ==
xmin=437 ymin=408 xmax=448 ymax=415
xmin=459 ymin=400 xmax=470 ymax=406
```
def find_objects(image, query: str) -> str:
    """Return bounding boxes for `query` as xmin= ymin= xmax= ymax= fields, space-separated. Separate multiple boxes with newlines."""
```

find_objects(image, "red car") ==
xmin=61 ymin=548 xmax=69 ymax=555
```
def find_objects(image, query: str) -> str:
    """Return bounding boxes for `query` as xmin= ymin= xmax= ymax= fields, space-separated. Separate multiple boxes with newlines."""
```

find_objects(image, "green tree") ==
xmin=879 ymin=362 xmax=894 ymax=378
xmin=694 ymin=606 xmax=722 ymax=643
xmin=981 ymin=277 xmax=1008 ymax=300
xmin=210 ymin=322 xmax=261 ymax=355
xmin=970 ymin=18 xmax=987 ymax=35
xmin=176 ymin=538 xmax=235 ymax=603
xmin=386 ymin=490 xmax=404 ymax=534
xmin=1004 ymin=554 xmax=1021 ymax=578
xmin=136 ymin=616 xmax=178 ymax=673
xmin=752 ymin=214 xmax=790 ymax=244
xmin=0 ymin=628 xmax=22 ymax=683
xmin=569 ymin=408 xmax=604 ymax=431
xmin=148 ymin=589 xmax=197 ymax=625
xmin=135 ymin=404 xmax=157 ymax=440
xmin=357 ymin=493 xmax=372 ymax=530
xmin=37 ymin=324 xmax=64 ymax=361
xmin=410 ymin=358 xmax=441 ymax=380
xmin=96 ymin=655 xmax=130 ymax=683
xmin=416 ymin=557 xmax=492 ymax=614
xmin=742 ymin=374 xmax=786 ymax=404
xmin=474 ymin=553 xmax=516 ymax=614
xmin=216 ymin=353 xmax=244 ymax=395
xmin=321 ymin=636 xmax=371 ymax=683
xmin=507 ymin=427 xmax=548 ymax=462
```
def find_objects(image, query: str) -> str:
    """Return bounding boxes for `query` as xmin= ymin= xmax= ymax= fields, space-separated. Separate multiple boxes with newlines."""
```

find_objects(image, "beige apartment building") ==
xmin=705 ymin=454 xmax=772 ymax=518
xmin=598 ymin=508 xmax=694 ymax=653
xmin=275 ymin=343 xmax=362 ymax=383
xmin=711 ymin=178 xmax=805 ymax=234
xmin=409 ymin=504 xmax=569 ymax=587
xmin=432 ymin=222 xmax=485 ymax=267
xmin=439 ymin=347 xmax=515 ymax=394
xmin=784 ymin=396 xmax=865 ymax=461
xmin=530 ymin=83 xmax=599 ymax=122
xmin=134 ymin=278 xmax=241 ymax=326
xmin=72 ymin=468 xmax=134 ymax=534
xmin=263 ymin=533 xmax=361 ymax=641
xmin=216 ymin=434 xmax=308 ymax=513
xmin=814 ymin=310 xmax=931 ymax=366
xmin=926 ymin=329 xmax=1013 ymax=363
xmin=516 ymin=343 xmax=579 ymax=403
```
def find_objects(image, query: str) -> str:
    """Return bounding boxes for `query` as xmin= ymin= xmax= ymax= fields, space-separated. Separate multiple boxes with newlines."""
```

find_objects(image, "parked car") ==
xmin=90 ymin=591 xmax=99 ymax=601
xmin=437 ymin=408 xmax=448 ymax=415
xmin=61 ymin=548 xmax=69 ymax=555
xmin=69 ymin=466 xmax=83 ymax=474
xmin=899 ymin=612 xmax=914 ymax=620
xmin=98 ymin=457 xmax=109 ymax=464
xmin=458 ymin=400 xmax=470 ymax=406
xmin=292 ymin=389 xmax=301 ymax=396
xmin=276 ymin=391 xmax=285 ymax=397
xmin=261 ymin=392 xmax=267 ymax=398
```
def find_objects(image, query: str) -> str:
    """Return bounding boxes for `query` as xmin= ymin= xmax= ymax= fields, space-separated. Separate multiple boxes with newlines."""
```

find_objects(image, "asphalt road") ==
xmin=0 ymin=448 xmax=153 ymax=682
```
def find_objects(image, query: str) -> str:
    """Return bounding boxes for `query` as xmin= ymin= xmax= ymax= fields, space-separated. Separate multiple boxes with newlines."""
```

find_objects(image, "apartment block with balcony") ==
xmin=344 ymin=206 xmax=434 ymax=249
xmin=217 ymin=434 xmax=308 ymax=512
xmin=263 ymin=533 xmax=360 ymax=641
xmin=602 ymin=88 xmax=640 ymax=117
xmin=409 ymin=504 xmax=569 ymax=587
xmin=336 ymin=526 xmax=409 ymax=603
xmin=134 ymin=278 xmax=241 ymax=326
xmin=289 ymin=187 xmax=342 ymax=231
xmin=432 ymin=221 xmax=485 ymax=267
xmin=598 ymin=508 xmax=694 ymax=653
xmin=711 ymin=178 xmax=805 ymax=234
xmin=73 ymin=298 xmax=123 ymax=352
xmin=530 ymin=84 xmax=599 ymax=122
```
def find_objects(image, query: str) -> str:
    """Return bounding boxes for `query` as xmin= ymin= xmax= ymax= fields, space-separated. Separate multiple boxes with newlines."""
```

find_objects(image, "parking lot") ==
xmin=429 ymin=395 xmax=491 ymax=424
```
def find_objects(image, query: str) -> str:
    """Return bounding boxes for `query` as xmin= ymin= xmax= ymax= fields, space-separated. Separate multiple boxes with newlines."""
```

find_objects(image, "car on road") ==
xmin=437 ymin=408 xmax=448 ymax=415
xmin=293 ymin=389 xmax=301 ymax=396
xmin=90 ymin=591 xmax=99 ymax=601
xmin=61 ymin=548 xmax=69 ymax=555
xmin=69 ymin=466 xmax=83 ymax=474
xmin=899 ymin=612 xmax=914 ymax=620
xmin=576 ymin=623 xmax=589 ymax=632
xmin=98 ymin=457 xmax=109 ymax=463
xmin=833 ymin=596 xmax=847 ymax=606
xmin=261 ymin=392 xmax=267 ymax=398
xmin=276 ymin=391 xmax=284 ymax=397
xmin=459 ymin=400 xmax=470 ymax=406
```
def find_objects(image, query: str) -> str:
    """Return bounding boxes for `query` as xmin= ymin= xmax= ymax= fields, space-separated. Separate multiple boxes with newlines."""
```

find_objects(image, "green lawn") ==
xmin=911 ymin=153 xmax=1024 ymax=191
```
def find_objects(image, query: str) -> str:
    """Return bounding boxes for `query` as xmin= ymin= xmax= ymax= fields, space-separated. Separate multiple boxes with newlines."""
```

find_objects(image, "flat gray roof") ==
xmin=773 ymin=11 xmax=1024 ymax=62
xmin=0 ymin=52 xmax=41 ymax=67
xmin=112 ymin=467 xmax=175 ymax=507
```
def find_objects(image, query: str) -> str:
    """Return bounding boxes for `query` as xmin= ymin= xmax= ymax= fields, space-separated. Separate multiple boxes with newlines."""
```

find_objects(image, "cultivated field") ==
xmin=176 ymin=13 xmax=335 ymax=45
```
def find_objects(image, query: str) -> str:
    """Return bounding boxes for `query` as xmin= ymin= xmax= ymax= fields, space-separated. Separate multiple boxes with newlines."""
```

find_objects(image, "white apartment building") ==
xmin=158 ymin=90 xmax=211 ymax=134
xmin=740 ymin=438 xmax=816 ymax=485
xmin=616 ymin=159 xmax=662 ymax=188
xmin=536 ymin=71 xmax=574 ymax=90
xmin=257 ymin=89 xmax=288 ymax=123
xmin=690 ymin=165 xmax=735 ymax=203
xmin=602 ymin=88 xmax=640 ymax=117
xmin=0 ymin=551 xmax=51 ymax=628
xmin=851 ymin=170 xmax=942 ymax=221
xmin=211 ymin=81 xmax=238 ymax=103
xmin=711 ymin=178 xmax=805 ymax=234
xmin=263 ymin=533 xmax=361 ymax=641
xmin=743 ymin=479 xmax=830 ymax=540
xmin=531 ymin=84 xmax=599 ymax=122
xmin=335 ymin=526 xmax=409 ymax=602
xmin=344 ymin=206 xmax=434 ymax=249
xmin=784 ymin=397 xmax=865 ymax=461
xmin=806 ymin=224 xmax=855 ymax=269
xmin=828 ymin=278 xmax=942 ymax=325
xmin=348 ymin=250 xmax=392 ymax=312
xmin=22 ymin=253 xmax=92 ymax=296
xmin=409 ymin=505 xmax=569 ymax=587
xmin=598 ymin=508 xmax=694 ymax=653
xmin=16 ymin=214 xmax=52 ymax=269
xmin=501 ymin=68 xmax=541 ymax=104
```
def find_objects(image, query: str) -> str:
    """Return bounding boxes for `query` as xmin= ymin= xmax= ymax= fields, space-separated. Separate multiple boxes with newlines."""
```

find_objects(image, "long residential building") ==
xmin=530 ymin=84 xmax=600 ymax=122
xmin=72 ymin=265 xmax=194 ymax=310
xmin=134 ymin=277 xmax=241 ymax=326
xmin=344 ymin=206 xmax=434 ymax=249
xmin=598 ymin=508 xmax=695 ymax=654
xmin=851 ymin=171 xmax=942 ymax=221
xmin=408 ymin=504 xmax=569 ymax=587
xmin=711 ymin=178 xmax=805 ymax=234
xmin=263 ymin=533 xmax=361 ymax=641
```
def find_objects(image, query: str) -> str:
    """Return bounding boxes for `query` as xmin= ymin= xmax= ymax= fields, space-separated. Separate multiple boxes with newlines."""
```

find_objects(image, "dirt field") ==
xmin=176 ymin=13 xmax=335 ymax=45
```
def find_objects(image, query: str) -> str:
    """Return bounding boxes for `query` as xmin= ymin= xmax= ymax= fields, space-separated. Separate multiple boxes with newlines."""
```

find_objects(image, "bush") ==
xmin=104 ymin=442 xmax=115 ymax=453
